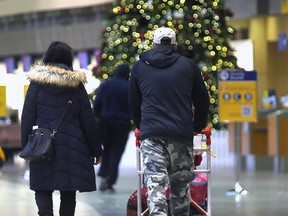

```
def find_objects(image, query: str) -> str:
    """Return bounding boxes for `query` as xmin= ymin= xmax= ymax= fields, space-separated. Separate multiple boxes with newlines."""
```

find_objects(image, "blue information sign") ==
xmin=278 ymin=33 xmax=288 ymax=51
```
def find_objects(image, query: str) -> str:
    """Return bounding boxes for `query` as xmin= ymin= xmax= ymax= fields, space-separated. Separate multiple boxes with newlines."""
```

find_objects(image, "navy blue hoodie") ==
xmin=129 ymin=46 xmax=210 ymax=141
xmin=93 ymin=64 xmax=131 ymax=121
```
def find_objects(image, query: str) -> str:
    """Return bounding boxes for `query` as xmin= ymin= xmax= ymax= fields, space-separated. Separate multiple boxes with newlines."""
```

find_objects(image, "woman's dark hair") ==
xmin=43 ymin=41 xmax=74 ymax=70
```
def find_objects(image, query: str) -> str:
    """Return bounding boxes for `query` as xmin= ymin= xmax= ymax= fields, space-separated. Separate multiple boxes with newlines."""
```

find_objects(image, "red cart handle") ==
xmin=134 ymin=126 xmax=211 ymax=147
xmin=135 ymin=128 xmax=141 ymax=147
xmin=195 ymin=126 xmax=212 ymax=146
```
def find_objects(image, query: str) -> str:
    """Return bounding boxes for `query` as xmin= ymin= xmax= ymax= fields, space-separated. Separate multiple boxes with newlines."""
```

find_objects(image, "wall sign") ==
xmin=218 ymin=70 xmax=257 ymax=122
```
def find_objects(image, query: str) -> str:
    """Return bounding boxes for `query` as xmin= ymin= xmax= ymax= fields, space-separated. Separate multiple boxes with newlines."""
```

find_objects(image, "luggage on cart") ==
xmin=127 ymin=188 xmax=149 ymax=216
xmin=127 ymin=127 xmax=212 ymax=216
xmin=127 ymin=173 xmax=208 ymax=216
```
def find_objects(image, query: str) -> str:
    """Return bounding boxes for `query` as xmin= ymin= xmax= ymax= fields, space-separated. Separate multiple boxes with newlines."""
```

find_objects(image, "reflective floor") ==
xmin=1 ymin=131 xmax=288 ymax=216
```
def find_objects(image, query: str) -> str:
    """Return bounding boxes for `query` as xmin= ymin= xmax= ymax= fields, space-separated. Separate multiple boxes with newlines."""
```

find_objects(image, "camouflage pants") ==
xmin=141 ymin=137 xmax=195 ymax=216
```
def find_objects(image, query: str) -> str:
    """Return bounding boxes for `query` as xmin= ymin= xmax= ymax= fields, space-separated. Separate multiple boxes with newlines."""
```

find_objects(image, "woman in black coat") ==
xmin=21 ymin=41 xmax=102 ymax=216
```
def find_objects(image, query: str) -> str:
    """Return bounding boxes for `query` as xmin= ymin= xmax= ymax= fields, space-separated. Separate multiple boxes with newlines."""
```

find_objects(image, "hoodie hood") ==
xmin=26 ymin=63 xmax=87 ymax=88
xmin=114 ymin=64 xmax=130 ymax=79
xmin=139 ymin=46 xmax=181 ymax=68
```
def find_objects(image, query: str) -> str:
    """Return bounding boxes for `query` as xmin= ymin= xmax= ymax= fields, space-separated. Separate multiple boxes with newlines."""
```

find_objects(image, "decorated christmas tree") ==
xmin=94 ymin=0 xmax=238 ymax=129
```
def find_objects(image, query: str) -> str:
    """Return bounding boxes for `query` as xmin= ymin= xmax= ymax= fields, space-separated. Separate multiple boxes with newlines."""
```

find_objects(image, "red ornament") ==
xmin=209 ymin=27 xmax=216 ymax=33
xmin=188 ymin=16 xmax=195 ymax=22
xmin=140 ymin=34 xmax=145 ymax=40
xmin=92 ymin=66 xmax=102 ymax=78
xmin=202 ymin=72 xmax=209 ymax=81
xmin=119 ymin=7 xmax=124 ymax=14
xmin=97 ymin=56 xmax=104 ymax=64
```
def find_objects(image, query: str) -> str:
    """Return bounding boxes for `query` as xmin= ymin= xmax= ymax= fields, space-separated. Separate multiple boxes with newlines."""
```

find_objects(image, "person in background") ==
xmin=21 ymin=41 xmax=102 ymax=216
xmin=129 ymin=27 xmax=210 ymax=215
xmin=93 ymin=64 xmax=131 ymax=193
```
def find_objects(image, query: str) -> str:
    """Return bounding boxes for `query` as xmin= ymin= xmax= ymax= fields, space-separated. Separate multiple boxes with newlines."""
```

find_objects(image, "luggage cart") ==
xmin=192 ymin=126 xmax=212 ymax=216
xmin=127 ymin=126 xmax=213 ymax=216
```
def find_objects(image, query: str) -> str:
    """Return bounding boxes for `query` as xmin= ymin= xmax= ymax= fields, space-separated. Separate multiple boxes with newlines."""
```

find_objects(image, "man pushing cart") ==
xmin=128 ymin=26 xmax=210 ymax=216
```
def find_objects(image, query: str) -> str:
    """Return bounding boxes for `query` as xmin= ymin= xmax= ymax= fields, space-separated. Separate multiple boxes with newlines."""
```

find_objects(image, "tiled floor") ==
xmin=1 ymin=131 xmax=288 ymax=216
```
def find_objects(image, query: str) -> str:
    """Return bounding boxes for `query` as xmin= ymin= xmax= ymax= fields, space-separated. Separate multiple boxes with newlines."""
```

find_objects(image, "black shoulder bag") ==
xmin=20 ymin=100 xmax=72 ymax=161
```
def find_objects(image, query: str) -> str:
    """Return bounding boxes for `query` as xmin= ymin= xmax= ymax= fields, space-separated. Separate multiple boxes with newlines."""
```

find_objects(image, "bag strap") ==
xmin=51 ymin=100 xmax=73 ymax=138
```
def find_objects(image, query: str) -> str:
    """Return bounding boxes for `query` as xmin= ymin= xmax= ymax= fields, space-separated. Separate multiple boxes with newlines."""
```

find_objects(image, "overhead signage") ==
xmin=218 ymin=70 xmax=257 ymax=122
xmin=278 ymin=33 xmax=288 ymax=51
xmin=0 ymin=86 xmax=7 ymax=117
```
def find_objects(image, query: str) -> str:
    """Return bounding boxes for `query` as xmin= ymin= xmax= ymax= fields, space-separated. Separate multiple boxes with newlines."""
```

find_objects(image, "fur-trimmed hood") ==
xmin=26 ymin=63 xmax=87 ymax=88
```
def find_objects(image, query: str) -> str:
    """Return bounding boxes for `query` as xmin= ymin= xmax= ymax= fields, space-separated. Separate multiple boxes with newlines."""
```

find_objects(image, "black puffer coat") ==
xmin=21 ymin=63 xmax=102 ymax=192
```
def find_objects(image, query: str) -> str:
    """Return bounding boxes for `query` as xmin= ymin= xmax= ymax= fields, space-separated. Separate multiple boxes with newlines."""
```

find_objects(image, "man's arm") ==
xmin=192 ymin=68 xmax=210 ymax=132
xmin=128 ymin=67 xmax=142 ymax=129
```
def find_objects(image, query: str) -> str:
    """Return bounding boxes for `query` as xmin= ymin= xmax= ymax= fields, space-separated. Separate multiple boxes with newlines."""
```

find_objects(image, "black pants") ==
xmin=98 ymin=119 xmax=131 ymax=186
xmin=35 ymin=190 xmax=76 ymax=216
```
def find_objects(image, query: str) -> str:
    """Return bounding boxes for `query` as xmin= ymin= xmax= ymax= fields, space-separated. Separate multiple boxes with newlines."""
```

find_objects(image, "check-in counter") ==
xmin=228 ymin=108 xmax=277 ymax=171
xmin=229 ymin=108 xmax=276 ymax=154
xmin=268 ymin=108 xmax=288 ymax=172
xmin=246 ymin=108 xmax=278 ymax=155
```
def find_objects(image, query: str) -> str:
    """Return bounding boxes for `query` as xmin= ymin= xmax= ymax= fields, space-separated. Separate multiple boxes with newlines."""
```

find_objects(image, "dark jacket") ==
xmin=93 ymin=67 xmax=130 ymax=121
xmin=21 ymin=63 xmax=102 ymax=192
xmin=129 ymin=46 xmax=210 ymax=141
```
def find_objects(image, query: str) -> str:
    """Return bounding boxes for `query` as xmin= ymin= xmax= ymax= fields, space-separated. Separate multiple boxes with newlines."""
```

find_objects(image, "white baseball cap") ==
xmin=153 ymin=27 xmax=176 ymax=45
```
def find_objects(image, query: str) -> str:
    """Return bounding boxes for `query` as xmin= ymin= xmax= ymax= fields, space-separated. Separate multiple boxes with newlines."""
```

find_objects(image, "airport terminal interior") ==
xmin=1 ymin=0 xmax=288 ymax=215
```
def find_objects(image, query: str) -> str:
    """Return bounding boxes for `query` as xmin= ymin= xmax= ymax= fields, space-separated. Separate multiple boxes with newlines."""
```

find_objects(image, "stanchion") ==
xmin=226 ymin=122 xmax=248 ymax=196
